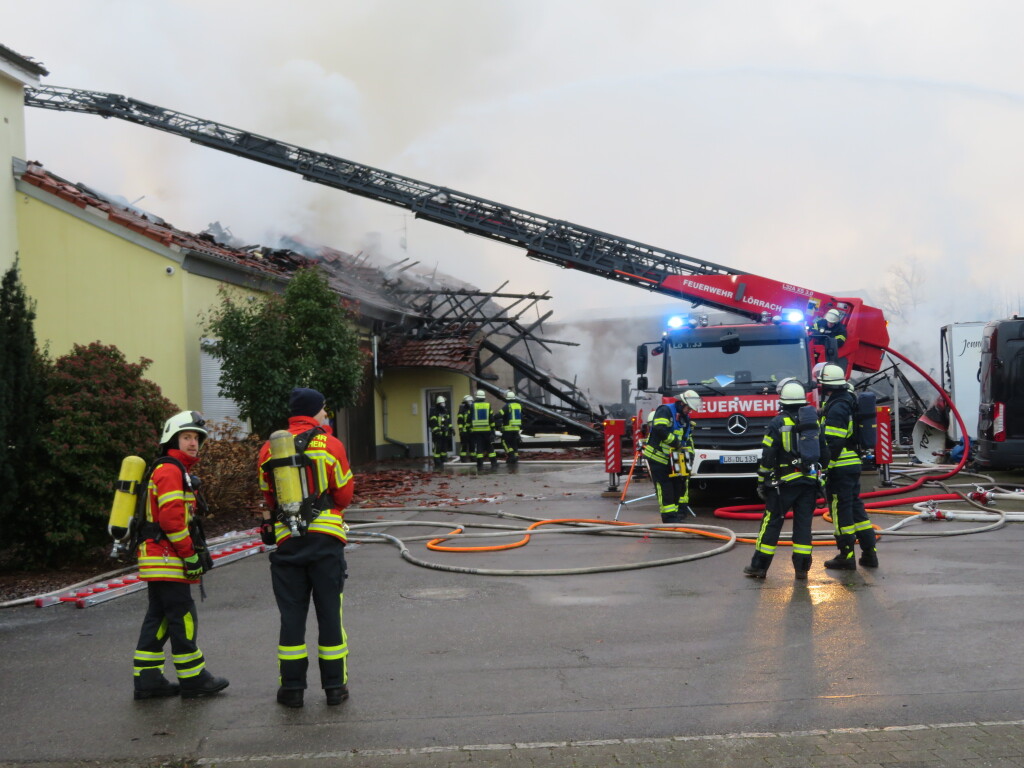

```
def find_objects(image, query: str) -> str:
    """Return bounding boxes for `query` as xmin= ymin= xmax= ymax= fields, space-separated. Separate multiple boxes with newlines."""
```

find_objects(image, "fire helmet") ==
xmin=824 ymin=308 xmax=842 ymax=324
xmin=436 ymin=395 xmax=446 ymax=405
xmin=779 ymin=381 xmax=807 ymax=406
xmin=677 ymin=390 xmax=702 ymax=411
xmin=475 ymin=389 xmax=486 ymax=400
xmin=506 ymin=390 xmax=517 ymax=400
xmin=160 ymin=410 xmax=208 ymax=449
xmin=775 ymin=376 xmax=797 ymax=394
xmin=463 ymin=395 xmax=474 ymax=404
xmin=818 ymin=363 xmax=847 ymax=388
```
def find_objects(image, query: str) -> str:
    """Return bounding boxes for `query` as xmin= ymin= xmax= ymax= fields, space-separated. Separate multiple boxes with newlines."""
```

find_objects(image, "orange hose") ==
xmin=427 ymin=518 xmax=722 ymax=552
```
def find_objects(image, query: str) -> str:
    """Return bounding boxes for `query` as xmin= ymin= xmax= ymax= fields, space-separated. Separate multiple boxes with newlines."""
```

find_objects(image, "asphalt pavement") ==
xmin=2 ymin=458 xmax=1024 ymax=768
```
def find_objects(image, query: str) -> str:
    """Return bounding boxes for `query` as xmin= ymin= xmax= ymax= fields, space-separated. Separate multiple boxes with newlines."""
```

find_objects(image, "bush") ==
xmin=27 ymin=343 xmax=177 ymax=566
xmin=0 ymin=262 xmax=50 ymax=565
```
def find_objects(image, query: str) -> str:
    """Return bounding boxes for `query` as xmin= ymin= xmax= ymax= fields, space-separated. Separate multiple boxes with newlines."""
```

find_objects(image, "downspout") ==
xmin=372 ymin=334 xmax=410 ymax=457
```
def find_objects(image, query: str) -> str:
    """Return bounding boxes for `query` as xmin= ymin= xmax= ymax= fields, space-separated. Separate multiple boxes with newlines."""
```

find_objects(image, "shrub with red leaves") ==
xmin=29 ymin=343 xmax=177 ymax=566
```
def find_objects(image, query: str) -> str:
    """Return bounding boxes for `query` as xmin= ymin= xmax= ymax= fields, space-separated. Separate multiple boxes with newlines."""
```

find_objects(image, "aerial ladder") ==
xmin=23 ymin=85 xmax=888 ymax=374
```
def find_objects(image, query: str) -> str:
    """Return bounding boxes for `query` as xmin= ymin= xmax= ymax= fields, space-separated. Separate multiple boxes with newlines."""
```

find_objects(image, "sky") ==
xmin=4 ymin=0 xmax=1024 ymax=393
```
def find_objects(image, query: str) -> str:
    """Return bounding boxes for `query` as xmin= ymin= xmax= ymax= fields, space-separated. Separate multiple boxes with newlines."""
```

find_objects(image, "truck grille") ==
xmin=694 ymin=416 xmax=772 ymax=452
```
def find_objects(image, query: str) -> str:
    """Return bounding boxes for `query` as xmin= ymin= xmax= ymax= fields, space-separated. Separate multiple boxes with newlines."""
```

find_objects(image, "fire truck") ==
xmin=24 ymin=86 xmax=891 ymax=468
xmin=634 ymin=274 xmax=889 ymax=480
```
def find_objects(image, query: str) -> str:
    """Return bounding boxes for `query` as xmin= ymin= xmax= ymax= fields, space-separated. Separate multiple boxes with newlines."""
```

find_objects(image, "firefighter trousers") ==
xmin=470 ymin=430 xmax=496 ymax=463
xmin=646 ymin=457 xmax=679 ymax=518
xmin=754 ymin=480 xmax=817 ymax=569
xmin=270 ymin=533 xmax=349 ymax=691
xmin=133 ymin=581 xmax=207 ymax=685
xmin=825 ymin=467 xmax=876 ymax=552
xmin=431 ymin=431 xmax=452 ymax=459
xmin=501 ymin=430 xmax=521 ymax=461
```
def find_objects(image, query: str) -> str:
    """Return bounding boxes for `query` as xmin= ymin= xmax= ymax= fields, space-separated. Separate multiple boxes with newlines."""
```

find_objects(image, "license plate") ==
xmin=720 ymin=454 xmax=758 ymax=464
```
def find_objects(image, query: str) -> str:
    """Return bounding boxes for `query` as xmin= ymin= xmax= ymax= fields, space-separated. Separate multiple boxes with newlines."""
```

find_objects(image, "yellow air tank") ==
xmin=108 ymin=455 xmax=147 ymax=541
xmin=269 ymin=430 xmax=304 ymax=514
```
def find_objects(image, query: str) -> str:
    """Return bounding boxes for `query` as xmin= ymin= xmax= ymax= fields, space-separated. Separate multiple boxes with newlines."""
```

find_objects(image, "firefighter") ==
xmin=642 ymin=390 xmax=701 ymax=524
xmin=257 ymin=388 xmax=355 ymax=708
xmin=428 ymin=395 xmax=454 ymax=469
xmin=817 ymin=364 xmax=878 ymax=570
xmin=469 ymin=389 xmax=499 ymax=469
xmin=812 ymin=308 xmax=847 ymax=346
xmin=744 ymin=381 xmax=826 ymax=579
xmin=498 ymin=390 xmax=523 ymax=465
xmin=133 ymin=411 xmax=229 ymax=701
xmin=457 ymin=394 xmax=474 ymax=462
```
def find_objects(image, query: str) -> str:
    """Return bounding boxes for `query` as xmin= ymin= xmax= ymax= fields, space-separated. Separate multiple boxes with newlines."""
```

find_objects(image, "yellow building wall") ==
xmin=17 ymin=192 xmax=203 ymax=408
xmin=375 ymin=369 xmax=475 ymax=456
xmin=1 ymin=72 xmax=29 ymax=274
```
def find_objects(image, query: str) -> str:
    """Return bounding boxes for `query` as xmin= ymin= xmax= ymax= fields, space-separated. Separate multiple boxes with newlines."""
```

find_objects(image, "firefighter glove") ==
xmin=259 ymin=520 xmax=277 ymax=546
xmin=183 ymin=554 xmax=205 ymax=579
xmin=756 ymin=483 xmax=767 ymax=502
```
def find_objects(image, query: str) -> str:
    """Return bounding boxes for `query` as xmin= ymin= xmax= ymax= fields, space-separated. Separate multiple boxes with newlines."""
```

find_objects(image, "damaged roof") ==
xmin=378 ymin=332 xmax=482 ymax=374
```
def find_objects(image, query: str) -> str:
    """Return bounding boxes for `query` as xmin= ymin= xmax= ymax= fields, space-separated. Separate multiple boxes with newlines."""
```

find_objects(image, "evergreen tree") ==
xmin=204 ymin=267 xmax=366 ymax=438
xmin=0 ymin=262 xmax=49 ymax=558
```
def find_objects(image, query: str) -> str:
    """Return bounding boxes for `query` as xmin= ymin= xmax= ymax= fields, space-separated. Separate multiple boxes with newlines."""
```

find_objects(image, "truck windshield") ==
xmin=665 ymin=335 xmax=809 ymax=390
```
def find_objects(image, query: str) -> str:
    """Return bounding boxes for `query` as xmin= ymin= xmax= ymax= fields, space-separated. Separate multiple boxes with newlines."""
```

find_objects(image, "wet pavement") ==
xmin=2 ymin=459 xmax=1023 ymax=767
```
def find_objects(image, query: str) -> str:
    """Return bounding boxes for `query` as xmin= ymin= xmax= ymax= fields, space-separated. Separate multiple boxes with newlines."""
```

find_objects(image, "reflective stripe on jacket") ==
xmin=820 ymin=391 xmax=862 ymax=470
xmin=258 ymin=415 xmax=355 ymax=545
xmin=758 ymin=412 xmax=819 ymax=485
xmin=501 ymin=402 xmax=523 ymax=432
xmin=470 ymin=401 xmax=493 ymax=431
xmin=138 ymin=449 xmax=199 ymax=583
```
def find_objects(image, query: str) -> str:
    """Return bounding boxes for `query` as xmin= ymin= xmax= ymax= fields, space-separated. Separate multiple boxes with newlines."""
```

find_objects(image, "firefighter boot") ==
xmin=660 ymin=512 xmax=685 ymax=524
xmin=792 ymin=554 xmax=812 ymax=580
xmin=134 ymin=668 xmax=180 ymax=700
xmin=277 ymin=687 xmax=304 ymax=708
xmin=857 ymin=530 xmax=879 ymax=567
xmin=491 ymin=457 xmax=499 ymax=469
xmin=743 ymin=552 xmax=773 ymax=579
xmin=180 ymin=670 xmax=230 ymax=699
xmin=433 ymin=456 xmax=444 ymax=470
xmin=824 ymin=545 xmax=857 ymax=571
xmin=325 ymin=685 xmax=349 ymax=705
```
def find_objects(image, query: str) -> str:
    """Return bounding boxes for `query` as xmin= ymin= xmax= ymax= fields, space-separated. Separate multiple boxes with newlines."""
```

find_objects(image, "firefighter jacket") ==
xmin=499 ymin=402 xmax=523 ymax=433
xmin=811 ymin=318 xmax=847 ymax=348
xmin=470 ymin=400 xmax=496 ymax=432
xmin=429 ymin=405 xmax=454 ymax=437
xmin=820 ymin=389 xmax=862 ymax=471
xmin=258 ymin=415 xmax=355 ymax=545
xmin=757 ymin=409 xmax=825 ymax=486
xmin=642 ymin=403 xmax=691 ymax=465
xmin=457 ymin=402 xmax=472 ymax=433
xmin=138 ymin=448 xmax=201 ymax=583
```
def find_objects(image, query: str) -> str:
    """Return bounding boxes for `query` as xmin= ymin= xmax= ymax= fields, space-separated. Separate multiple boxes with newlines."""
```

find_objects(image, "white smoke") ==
xmin=5 ymin=0 xmax=1024 ymax=394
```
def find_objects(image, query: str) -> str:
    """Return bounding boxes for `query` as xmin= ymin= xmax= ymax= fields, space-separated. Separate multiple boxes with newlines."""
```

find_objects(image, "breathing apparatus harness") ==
xmin=109 ymin=454 xmax=214 ymax=593
xmin=263 ymin=426 xmax=331 ymax=539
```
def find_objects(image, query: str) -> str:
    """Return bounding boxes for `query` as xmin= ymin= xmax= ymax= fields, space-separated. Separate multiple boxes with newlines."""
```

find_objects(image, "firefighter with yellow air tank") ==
xmin=130 ymin=411 xmax=229 ymax=701
xmin=257 ymin=388 xmax=355 ymax=709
